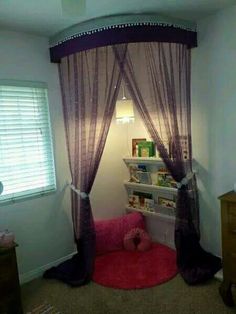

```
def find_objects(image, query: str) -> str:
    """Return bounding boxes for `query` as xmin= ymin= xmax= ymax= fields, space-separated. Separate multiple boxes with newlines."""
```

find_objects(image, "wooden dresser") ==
xmin=0 ymin=244 xmax=23 ymax=314
xmin=219 ymin=191 xmax=236 ymax=306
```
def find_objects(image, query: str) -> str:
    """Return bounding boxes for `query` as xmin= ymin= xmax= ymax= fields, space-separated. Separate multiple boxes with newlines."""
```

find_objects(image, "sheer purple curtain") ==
xmin=44 ymin=46 xmax=124 ymax=286
xmin=114 ymin=42 xmax=221 ymax=284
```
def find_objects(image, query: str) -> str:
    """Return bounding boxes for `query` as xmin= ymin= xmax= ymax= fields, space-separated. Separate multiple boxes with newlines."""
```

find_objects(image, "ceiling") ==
xmin=0 ymin=0 xmax=235 ymax=37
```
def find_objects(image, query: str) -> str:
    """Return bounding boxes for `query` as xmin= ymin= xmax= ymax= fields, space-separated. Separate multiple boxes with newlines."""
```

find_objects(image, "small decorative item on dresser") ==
xmin=0 ymin=229 xmax=15 ymax=248
xmin=218 ymin=191 xmax=236 ymax=307
xmin=0 ymin=243 xmax=23 ymax=314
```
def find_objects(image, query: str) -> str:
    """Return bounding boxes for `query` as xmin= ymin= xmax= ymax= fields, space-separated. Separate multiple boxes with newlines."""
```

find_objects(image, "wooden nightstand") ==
xmin=0 ymin=244 xmax=23 ymax=314
xmin=219 ymin=191 xmax=236 ymax=306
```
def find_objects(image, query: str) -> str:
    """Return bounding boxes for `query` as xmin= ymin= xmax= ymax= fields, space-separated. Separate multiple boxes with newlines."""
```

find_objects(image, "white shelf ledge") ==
xmin=124 ymin=180 xmax=178 ymax=195
xmin=123 ymin=156 xmax=196 ymax=167
xmin=126 ymin=206 xmax=175 ymax=222
xmin=123 ymin=156 xmax=163 ymax=165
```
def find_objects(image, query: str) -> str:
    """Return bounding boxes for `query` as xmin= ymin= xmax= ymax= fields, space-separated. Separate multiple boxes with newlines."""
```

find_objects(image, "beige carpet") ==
xmin=22 ymin=275 xmax=236 ymax=314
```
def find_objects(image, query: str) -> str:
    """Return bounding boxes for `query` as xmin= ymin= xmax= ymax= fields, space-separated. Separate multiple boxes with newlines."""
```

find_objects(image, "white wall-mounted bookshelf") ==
xmin=123 ymin=155 xmax=177 ymax=248
xmin=125 ymin=205 xmax=175 ymax=222
xmin=123 ymin=156 xmax=164 ymax=165
xmin=122 ymin=156 xmax=197 ymax=249
xmin=123 ymin=156 xmax=177 ymax=220
xmin=123 ymin=156 xmax=196 ymax=166
xmin=124 ymin=180 xmax=178 ymax=195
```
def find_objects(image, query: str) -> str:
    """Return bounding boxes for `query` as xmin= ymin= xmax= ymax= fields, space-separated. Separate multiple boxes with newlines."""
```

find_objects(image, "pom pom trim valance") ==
xmin=50 ymin=14 xmax=197 ymax=63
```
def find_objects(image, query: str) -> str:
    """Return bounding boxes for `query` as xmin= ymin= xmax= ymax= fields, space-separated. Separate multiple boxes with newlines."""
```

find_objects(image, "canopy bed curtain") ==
xmin=44 ymin=46 xmax=125 ymax=286
xmin=113 ymin=42 xmax=221 ymax=283
xmin=45 ymin=14 xmax=220 ymax=287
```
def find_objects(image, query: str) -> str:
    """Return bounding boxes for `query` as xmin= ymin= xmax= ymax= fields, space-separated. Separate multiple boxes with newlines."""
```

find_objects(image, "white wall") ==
xmin=0 ymin=30 xmax=75 ymax=278
xmin=91 ymin=105 xmax=150 ymax=219
xmin=192 ymin=4 xmax=236 ymax=256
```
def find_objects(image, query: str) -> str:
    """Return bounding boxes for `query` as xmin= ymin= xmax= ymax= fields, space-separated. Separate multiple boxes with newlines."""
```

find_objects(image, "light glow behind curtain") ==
xmin=113 ymin=43 xmax=193 ymax=208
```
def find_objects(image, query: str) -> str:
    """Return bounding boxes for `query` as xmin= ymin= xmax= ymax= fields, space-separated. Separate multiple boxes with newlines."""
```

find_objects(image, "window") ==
xmin=0 ymin=81 xmax=56 ymax=203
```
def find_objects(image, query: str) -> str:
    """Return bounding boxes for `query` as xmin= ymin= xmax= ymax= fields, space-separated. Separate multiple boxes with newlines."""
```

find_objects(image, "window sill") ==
xmin=0 ymin=188 xmax=57 ymax=206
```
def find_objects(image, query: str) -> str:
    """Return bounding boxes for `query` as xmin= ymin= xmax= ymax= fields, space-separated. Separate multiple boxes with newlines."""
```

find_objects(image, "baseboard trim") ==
xmin=19 ymin=250 xmax=222 ymax=285
xmin=214 ymin=268 xmax=223 ymax=281
xmin=212 ymin=253 xmax=222 ymax=281
xmin=19 ymin=251 xmax=77 ymax=285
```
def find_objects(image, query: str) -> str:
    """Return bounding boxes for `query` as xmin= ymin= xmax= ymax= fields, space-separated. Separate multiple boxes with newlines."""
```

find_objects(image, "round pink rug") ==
xmin=93 ymin=243 xmax=177 ymax=289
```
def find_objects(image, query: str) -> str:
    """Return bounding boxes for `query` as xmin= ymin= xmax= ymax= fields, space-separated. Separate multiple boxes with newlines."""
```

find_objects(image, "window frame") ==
xmin=0 ymin=80 xmax=57 ymax=204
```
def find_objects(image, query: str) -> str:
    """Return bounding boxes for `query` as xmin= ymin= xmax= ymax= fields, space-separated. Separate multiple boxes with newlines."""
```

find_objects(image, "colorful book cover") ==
xmin=138 ymin=141 xmax=155 ymax=157
xmin=136 ymin=171 xmax=152 ymax=185
xmin=133 ymin=191 xmax=152 ymax=208
xmin=158 ymin=197 xmax=176 ymax=209
xmin=157 ymin=168 xmax=177 ymax=188
xmin=128 ymin=164 xmax=140 ymax=183
xmin=144 ymin=198 xmax=155 ymax=212
xmin=128 ymin=195 xmax=140 ymax=208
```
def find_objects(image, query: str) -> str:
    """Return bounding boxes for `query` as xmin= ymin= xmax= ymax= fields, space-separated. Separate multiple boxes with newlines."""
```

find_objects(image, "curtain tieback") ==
xmin=68 ymin=183 xmax=89 ymax=199
xmin=176 ymin=172 xmax=194 ymax=189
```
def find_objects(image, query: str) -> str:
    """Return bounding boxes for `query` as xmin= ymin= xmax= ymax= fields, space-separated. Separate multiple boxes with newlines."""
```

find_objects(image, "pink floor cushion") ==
xmin=123 ymin=228 xmax=152 ymax=252
xmin=95 ymin=212 xmax=145 ymax=255
xmin=93 ymin=243 xmax=178 ymax=289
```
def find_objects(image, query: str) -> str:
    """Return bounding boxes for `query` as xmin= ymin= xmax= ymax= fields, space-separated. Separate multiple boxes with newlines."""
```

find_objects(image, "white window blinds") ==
xmin=0 ymin=81 xmax=56 ymax=203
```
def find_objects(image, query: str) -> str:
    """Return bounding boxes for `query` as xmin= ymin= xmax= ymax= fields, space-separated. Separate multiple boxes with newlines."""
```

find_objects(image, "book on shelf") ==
xmin=138 ymin=141 xmax=155 ymax=157
xmin=157 ymin=196 xmax=176 ymax=217
xmin=132 ymin=138 xmax=146 ymax=157
xmin=128 ymin=164 xmax=140 ymax=183
xmin=128 ymin=164 xmax=151 ymax=184
xmin=155 ymin=206 xmax=176 ymax=217
xmin=136 ymin=171 xmax=152 ymax=185
xmin=137 ymin=164 xmax=147 ymax=172
xmin=144 ymin=198 xmax=155 ymax=212
xmin=157 ymin=167 xmax=177 ymax=188
xmin=133 ymin=191 xmax=152 ymax=207
xmin=128 ymin=195 xmax=140 ymax=208
xmin=158 ymin=196 xmax=176 ymax=209
xmin=128 ymin=192 xmax=155 ymax=213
